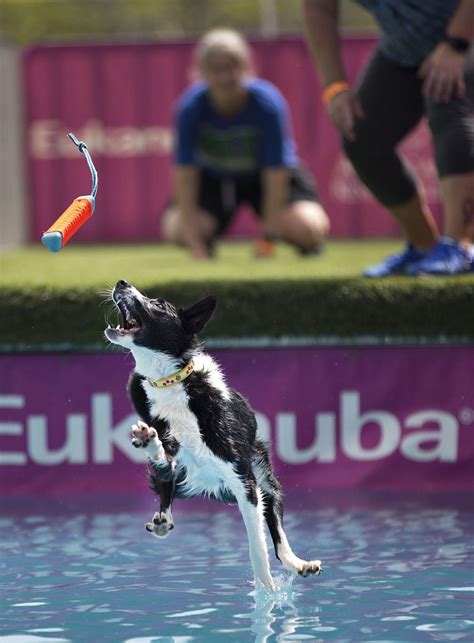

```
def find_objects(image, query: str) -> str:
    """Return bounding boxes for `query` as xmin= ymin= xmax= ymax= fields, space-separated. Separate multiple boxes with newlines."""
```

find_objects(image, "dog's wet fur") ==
xmin=105 ymin=279 xmax=321 ymax=591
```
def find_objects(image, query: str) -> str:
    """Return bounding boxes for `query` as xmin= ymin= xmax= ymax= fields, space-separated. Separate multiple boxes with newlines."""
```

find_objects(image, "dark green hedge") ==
xmin=1 ymin=277 xmax=473 ymax=350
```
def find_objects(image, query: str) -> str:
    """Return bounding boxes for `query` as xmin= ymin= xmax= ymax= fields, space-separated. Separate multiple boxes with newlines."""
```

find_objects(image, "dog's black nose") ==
xmin=117 ymin=279 xmax=129 ymax=288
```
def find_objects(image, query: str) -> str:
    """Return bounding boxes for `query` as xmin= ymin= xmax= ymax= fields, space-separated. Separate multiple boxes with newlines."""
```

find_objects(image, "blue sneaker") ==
xmin=406 ymin=237 xmax=472 ymax=275
xmin=363 ymin=244 xmax=428 ymax=277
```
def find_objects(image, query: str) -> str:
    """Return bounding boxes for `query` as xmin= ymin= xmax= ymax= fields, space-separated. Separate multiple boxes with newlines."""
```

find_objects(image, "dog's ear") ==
xmin=180 ymin=296 xmax=217 ymax=335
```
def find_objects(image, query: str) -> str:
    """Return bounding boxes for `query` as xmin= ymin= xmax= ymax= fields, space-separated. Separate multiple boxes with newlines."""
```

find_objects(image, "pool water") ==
xmin=1 ymin=492 xmax=473 ymax=642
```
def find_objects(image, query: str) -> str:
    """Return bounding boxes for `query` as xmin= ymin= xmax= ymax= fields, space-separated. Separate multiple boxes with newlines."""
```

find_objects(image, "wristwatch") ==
xmin=444 ymin=35 xmax=471 ymax=53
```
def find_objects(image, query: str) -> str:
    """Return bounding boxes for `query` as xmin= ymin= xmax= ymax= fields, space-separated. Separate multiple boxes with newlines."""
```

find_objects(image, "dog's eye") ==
xmin=154 ymin=299 xmax=165 ymax=309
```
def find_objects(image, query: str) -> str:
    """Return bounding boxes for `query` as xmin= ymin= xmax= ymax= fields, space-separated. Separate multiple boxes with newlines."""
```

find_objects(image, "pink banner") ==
xmin=24 ymin=37 xmax=443 ymax=243
xmin=1 ymin=347 xmax=473 ymax=497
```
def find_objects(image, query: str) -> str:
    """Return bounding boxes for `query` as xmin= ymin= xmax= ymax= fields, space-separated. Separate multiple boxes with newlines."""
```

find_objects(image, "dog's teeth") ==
xmin=116 ymin=325 xmax=120 ymax=329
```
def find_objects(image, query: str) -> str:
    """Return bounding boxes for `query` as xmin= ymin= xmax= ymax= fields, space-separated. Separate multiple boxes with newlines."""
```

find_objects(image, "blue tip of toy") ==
xmin=42 ymin=231 xmax=63 ymax=253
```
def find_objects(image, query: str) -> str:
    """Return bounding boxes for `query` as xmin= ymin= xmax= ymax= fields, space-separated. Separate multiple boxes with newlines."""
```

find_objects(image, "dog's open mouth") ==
xmin=112 ymin=298 xmax=142 ymax=335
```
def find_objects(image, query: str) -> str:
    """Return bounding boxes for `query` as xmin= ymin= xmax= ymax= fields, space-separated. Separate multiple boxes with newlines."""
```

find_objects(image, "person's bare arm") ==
xmin=175 ymin=166 xmax=209 ymax=259
xmin=261 ymin=167 xmax=290 ymax=236
xmin=419 ymin=0 xmax=474 ymax=102
xmin=301 ymin=0 xmax=346 ymax=86
xmin=446 ymin=0 xmax=474 ymax=41
xmin=301 ymin=0 xmax=364 ymax=140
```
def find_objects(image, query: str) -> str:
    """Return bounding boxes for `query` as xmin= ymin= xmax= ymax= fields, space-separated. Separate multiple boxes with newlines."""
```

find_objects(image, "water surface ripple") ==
xmin=1 ymin=493 xmax=473 ymax=641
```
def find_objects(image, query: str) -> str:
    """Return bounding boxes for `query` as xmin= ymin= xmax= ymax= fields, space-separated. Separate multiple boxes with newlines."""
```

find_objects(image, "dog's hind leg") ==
xmin=254 ymin=443 xmax=321 ymax=577
xmin=236 ymin=478 xmax=276 ymax=593
xmin=262 ymin=487 xmax=321 ymax=577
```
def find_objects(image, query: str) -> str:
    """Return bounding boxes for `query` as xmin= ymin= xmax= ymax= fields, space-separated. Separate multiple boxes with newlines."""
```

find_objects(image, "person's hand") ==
xmin=181 ymin=224 xmax=212 ymax=260
xmin=190 ymin=245 xmax=211 ymax=260
xmin=326 ymin=90 xmax=364 ymax=141
xmin=418 ymin=42 xmax=467 ymax=103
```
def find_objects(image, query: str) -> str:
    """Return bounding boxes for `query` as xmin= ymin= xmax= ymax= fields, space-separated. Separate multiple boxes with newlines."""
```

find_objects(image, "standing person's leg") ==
xmin=407 ymin=48 xmax=474 ymax=274
xmin=342 ymin=49 xmax=439 ymax=276
xmin=441 ymin=176 xmax=474 ymax=244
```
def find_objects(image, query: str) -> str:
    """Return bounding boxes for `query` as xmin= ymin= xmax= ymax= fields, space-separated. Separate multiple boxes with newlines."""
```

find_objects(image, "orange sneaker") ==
xmin=255 ymin=238 xmax=276 ymax=258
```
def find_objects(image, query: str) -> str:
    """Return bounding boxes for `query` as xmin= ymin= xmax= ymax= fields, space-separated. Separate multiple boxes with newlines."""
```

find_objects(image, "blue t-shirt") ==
xmin=355 ymin=0 xmax=461 ymax=66
xmin=174 ymin=78 xmax=298 ymax=177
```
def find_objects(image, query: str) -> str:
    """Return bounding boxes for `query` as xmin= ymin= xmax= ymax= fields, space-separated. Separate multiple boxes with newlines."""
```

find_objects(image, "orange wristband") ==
xmin=322 ymin=81 xmax=350 ymax=106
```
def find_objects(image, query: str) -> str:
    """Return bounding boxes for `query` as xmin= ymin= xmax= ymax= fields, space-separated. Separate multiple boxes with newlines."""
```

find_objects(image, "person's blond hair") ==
xmin=195 ymin=28 xmax=253 ymax=72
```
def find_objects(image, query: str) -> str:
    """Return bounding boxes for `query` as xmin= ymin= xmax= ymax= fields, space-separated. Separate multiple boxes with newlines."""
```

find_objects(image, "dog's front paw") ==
xmin=145 ymin=511 xmax=175 ymax=538
xmin=131 ymin=420 xmax=157 ymax=447
xmin=298 ymin=559 xmax=322 ymax=577
xmin=131 ymin=421 xmax=165 ymax=461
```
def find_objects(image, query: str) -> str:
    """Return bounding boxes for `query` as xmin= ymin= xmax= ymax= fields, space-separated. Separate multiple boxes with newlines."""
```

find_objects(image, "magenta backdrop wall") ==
xmin=1 ymin=347 xmax=473 ymax=497
xmin=24 ymin=37 xmax=443 ymax=243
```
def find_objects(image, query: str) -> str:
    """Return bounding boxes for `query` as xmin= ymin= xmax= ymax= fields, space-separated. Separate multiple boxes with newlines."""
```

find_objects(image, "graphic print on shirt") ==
xmin=197 ymin=125 xmax=260 ymax=173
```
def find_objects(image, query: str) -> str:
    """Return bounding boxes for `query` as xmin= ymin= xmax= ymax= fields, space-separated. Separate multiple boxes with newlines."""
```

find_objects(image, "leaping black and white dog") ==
xmin=105 ymin=279 xmax=321 ymax=591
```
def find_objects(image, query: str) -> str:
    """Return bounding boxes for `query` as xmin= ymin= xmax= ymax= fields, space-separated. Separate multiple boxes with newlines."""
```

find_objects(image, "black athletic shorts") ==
xmin=198 ymin=166 xmax=320 ymax=233
xmin=343 ymin=46 xmax=474 ymax=206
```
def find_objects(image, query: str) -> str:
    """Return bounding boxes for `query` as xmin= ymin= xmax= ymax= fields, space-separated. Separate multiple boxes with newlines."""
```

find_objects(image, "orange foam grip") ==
xmin=44 ymin=197 xmax=93 ymax=247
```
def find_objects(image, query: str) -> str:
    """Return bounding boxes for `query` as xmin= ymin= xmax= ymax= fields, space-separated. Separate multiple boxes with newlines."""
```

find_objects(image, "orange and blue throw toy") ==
xmin=41 ymin=133 xmax=98 ymax=252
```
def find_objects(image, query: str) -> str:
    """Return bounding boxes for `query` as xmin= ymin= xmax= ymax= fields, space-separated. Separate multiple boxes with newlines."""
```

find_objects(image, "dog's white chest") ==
xmin=146 ymin=384 xmax=236 ymax=496
xmin=147 ymin=384 xmax=202 ymax=448
xmin=168 ymin=417 xmax=233 ymax=495
xmin=169 ymin=414 xmax=206 ymax=454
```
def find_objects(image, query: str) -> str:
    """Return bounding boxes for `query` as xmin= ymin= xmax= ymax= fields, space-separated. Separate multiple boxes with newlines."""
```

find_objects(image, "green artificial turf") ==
xmin=1 ymin=239 xmax=402 ymax=288
xmin=1 ymin=240 xmax=473 ymax=349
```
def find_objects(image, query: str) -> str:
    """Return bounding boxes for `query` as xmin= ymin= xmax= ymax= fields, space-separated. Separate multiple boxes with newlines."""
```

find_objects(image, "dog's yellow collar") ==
xmin=147 ymin=360 xmax=194 ymax=389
